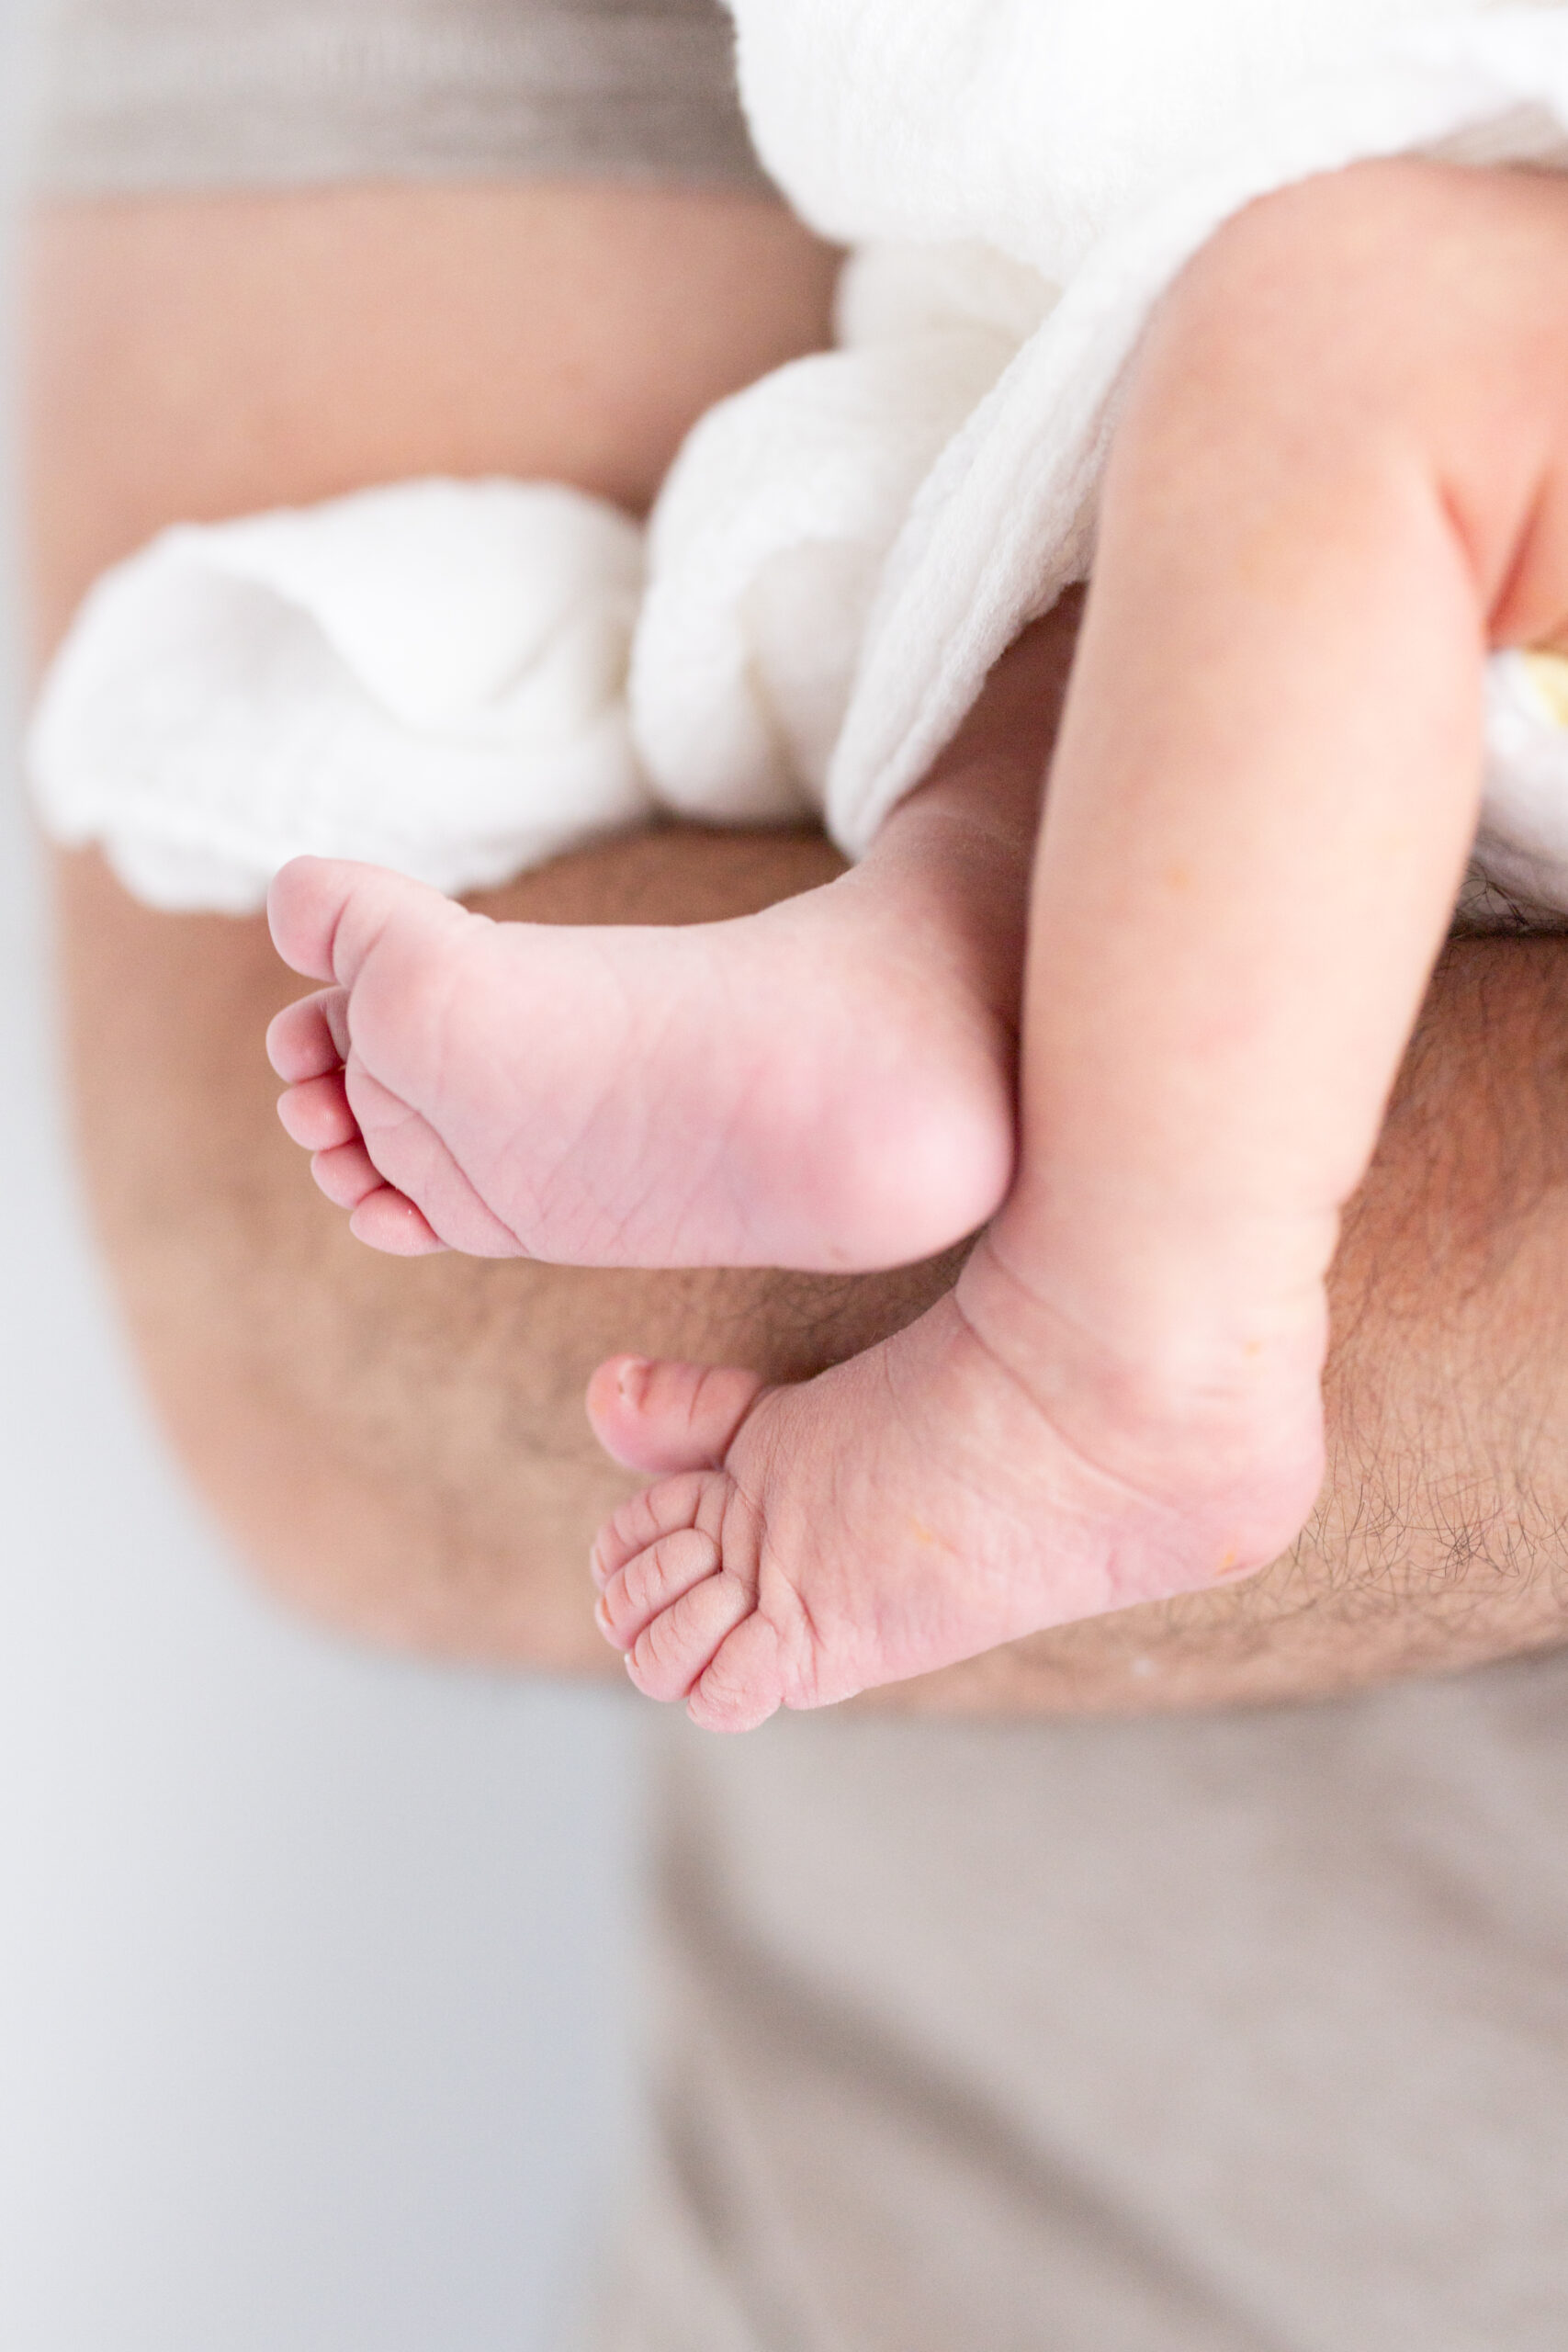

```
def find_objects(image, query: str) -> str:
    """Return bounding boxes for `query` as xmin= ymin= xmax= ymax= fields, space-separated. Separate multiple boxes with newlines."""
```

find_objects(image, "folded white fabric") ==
xmin=30 ymin=480 xmax=651 ymax=910
xmin=28 ymin=0 xmax=1568 ymax=921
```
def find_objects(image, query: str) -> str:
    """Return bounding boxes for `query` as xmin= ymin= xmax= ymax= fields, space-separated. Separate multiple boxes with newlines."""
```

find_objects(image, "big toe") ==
xmin=267 ymin=856 xmax=446 ymax=988
xmin=587 ymin=1354 xmax=767 ymax=1476
xmin=267 ymin=857 xmax=360 ymax=982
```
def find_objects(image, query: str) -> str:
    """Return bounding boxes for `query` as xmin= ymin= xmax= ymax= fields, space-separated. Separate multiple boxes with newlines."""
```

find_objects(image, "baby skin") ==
xmin=270 ymin=160 xmax=1568 ymax=1730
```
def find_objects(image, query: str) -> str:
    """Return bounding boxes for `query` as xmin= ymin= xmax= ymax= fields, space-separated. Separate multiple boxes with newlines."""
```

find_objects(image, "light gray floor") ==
xmin=0 ymin=12 xmax=637 ymax=2346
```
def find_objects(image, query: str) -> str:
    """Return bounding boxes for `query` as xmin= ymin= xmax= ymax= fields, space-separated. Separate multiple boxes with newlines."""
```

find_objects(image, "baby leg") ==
xmin=265 ymin=615 xmax=1067 ymax=1271
xmin=593 ymin=161 xmax=1568 ymax=1728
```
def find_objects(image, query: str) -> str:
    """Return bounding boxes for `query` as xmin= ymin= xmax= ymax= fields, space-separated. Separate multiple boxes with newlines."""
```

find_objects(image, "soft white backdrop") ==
xmin=0 ymin=8 xmax=637 ymax=2346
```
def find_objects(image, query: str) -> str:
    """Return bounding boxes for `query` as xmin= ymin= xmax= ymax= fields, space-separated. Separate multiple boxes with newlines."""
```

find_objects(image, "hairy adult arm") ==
xmin=28 ymin=189 xmax=1568 ymax=1707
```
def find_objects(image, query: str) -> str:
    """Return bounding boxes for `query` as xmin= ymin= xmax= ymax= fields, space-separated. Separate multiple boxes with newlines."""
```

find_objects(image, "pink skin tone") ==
xmin=271 ymin=163 xmax=1568 ymax=1729
xmin=264 ymin=684 xmax=1040 ymax=1277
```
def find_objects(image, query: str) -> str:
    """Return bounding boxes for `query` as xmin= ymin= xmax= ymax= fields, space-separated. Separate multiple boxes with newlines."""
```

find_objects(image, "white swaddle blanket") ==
xmin=29 ymin=0 xmax=1568 ymax=917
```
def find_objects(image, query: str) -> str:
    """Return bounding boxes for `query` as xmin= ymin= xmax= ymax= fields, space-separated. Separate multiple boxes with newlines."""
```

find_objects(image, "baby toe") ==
xmin=271 ymin=856 xmax=453 ymax=990
xmin=591 ymin=1473 xmax=716 ymax=1589
xmin=347 ymin=1188 xmax=447 ymax=1257
xmin=267 ymin=858 xmax=366 ymax=983
xmin=276 ymin=1069 xmax=358 ymax=1152
xmin=596 ymin=1525 xmax=723 ymax=1652
xmin=688 ymin=1612 xmax=788 ymax=1736
xmin=265 ymin=987 xmax=351 ymax=1083
xmin=587 ymin=1355 xmax=767 ymax=1476
xmin=626 ymin=1570 xmax=756 ymax=1704
xmin=309 ymin=1136 xmax=387 ymax=1211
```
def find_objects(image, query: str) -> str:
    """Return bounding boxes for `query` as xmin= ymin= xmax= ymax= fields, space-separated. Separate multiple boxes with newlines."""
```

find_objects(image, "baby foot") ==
xmin=264 ymin=703 xmax=1047 ymax=1272
xmin=587 ymin=1247 xmax=1327 ymax=1732
xmin=264 ymin=613 xmax=1072 ymax=1270
xmin=265 ymin=843 xmax=1014 ymax=1268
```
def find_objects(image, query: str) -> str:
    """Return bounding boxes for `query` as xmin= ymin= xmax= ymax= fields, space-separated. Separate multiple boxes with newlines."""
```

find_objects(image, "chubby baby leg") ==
xmin=592 ymin=161 xmax=1568 ymax=1727
xmin=266 ymin=616 xmax=1066 ymax=1270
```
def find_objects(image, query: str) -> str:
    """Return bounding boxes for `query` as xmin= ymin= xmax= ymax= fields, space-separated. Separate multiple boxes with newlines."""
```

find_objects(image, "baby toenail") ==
xmin=617 ymin=1357 xmax=653 ymax=1408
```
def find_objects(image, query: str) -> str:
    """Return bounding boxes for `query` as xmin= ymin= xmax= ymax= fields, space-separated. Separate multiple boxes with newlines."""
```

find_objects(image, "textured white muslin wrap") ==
xmin=28 ymin=0 xmax=1568 ymax=915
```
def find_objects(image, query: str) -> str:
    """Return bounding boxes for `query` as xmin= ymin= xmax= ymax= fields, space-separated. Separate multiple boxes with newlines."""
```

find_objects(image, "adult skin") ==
xmin=26 ymin=184 xmax=1568 ymax=1713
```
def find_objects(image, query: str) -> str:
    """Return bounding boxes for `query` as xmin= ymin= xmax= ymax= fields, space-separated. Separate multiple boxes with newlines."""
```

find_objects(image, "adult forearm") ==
xmin=54 ymin=822 xmax=1568 ymax=1705
xmin=25 ymin=186 xmax=840 ymax=655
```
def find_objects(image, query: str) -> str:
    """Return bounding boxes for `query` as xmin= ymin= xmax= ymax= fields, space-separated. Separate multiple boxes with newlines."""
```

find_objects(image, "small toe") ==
xmin=348 ymin=1187 xmax=447 ymax=1256
xmin=596 ymin=1525 xmax=723 ymax=1650
xmin=309 ymin=1136 xmax=387 ymax=1211
xmin=687 ymin=1612 xmax=787 ymax=1735
xmin=591 ymin=1473 xmax=714 ymax=1589
xmin=266 ymin=988 xmax=350 ymax=1082
xmin=626 ymin=1569 xmax=756 ymax=1704
xmin=587 ymin=1355 xmax=768 ymax=1476
xmin=276 ymin=1069 xmax=358 ymax=1152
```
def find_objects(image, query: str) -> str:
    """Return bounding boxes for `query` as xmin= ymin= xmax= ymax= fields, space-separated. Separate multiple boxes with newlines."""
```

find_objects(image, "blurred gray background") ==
xmin=0 ymin=6 xmax=638 ymax=2345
